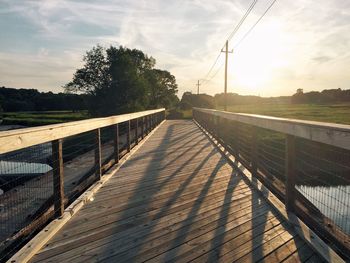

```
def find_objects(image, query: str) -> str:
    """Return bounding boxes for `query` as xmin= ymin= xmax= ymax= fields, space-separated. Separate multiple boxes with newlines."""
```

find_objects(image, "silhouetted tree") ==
xmin=65 ymin=45 xmax=178 ymax=116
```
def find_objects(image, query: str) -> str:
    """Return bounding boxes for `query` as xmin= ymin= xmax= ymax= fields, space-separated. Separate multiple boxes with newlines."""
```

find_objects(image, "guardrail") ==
xmin=0 ymin=108 xmax=165 ymax=261
xmin=193 ymin=107 xmax=350 ymax=260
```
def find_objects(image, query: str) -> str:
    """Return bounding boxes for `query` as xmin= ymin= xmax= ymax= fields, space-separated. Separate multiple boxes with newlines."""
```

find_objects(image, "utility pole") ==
xmin=221 ymin=40 xmax=233 ymax=111
xmin=196 ymin=80 xmax=201 ymax=95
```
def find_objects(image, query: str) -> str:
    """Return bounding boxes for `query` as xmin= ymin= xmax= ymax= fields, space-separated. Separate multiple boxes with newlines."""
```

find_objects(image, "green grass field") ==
xmin=1 ymin=111 xmax=89 ymax=126
xmin=221 ymin=103 xmax=350 ymax=124
xmin=2 ymin=103 xmax=350 ymax=127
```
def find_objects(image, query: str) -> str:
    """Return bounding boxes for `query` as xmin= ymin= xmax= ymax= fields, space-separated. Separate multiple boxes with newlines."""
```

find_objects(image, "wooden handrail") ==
xmin=0 ymin=108 xmax=165 ymax=154
xmin=193 ymin=107 xmax=350 ymax=150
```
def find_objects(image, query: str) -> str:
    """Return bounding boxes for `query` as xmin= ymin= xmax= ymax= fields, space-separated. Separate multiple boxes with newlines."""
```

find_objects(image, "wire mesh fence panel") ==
xmin=295 ymin=138 xmax=350 ymax=236
xmin=118 ymin=121 xmax=129 ymax=156
xmin=100 ymin=125 xmax=115 ymax=168
xmin=130 ymin=119 xmax=137 ymax=147
xmin=0 ymin=143 xmax=53 ymax=260
xmin=62 ymin=130 xmax=97 ymax=204
xmin=236 ymin=123 xmax=253 ymax=168
xmin=256 ymin=127 xmax=286 ymax=196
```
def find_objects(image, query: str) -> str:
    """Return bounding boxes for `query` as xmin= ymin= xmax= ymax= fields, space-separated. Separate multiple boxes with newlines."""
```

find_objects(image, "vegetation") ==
xmin=179 ymin=92 xmax=215 ymax=109
xmin=0 ymin=87 xmax=87 ymax=112
xmin=65 ymin=45 xmax=179 ymax=116
xmin=179 ymin=88 xmax=350 ymax=124
xmin=1 ymin=111 xmax=89 ymax=126
xmin=222 ymin=103 xmax=350 ymax=124
xmin=291 ymin=88 xmax=350 ymax=104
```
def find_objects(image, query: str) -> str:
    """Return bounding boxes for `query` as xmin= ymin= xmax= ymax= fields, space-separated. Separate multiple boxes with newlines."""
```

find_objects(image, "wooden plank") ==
xmin=34 ymin=193 xmax=258 ymax=262
xmin=193 ymin=108 xmax=350 ymax=150
xmin=48 ymin=178 xmax=250 ymax=239
xmin=101 ymin=207 xmax=275 ymax=263
xmin=147 ymin=212 xmax=280 ymax=263
xmin=0 ymin=109 xmax=165 ymax=154
xmin=192 ymin=223 xmax=290 ymax=263
xmin=258 ymin=236 xmax=306 ymax=263
xmin=38 ymin=192 xmax=255 ymax=258
xmin=282 ymin=243 xmax=316 ymax=263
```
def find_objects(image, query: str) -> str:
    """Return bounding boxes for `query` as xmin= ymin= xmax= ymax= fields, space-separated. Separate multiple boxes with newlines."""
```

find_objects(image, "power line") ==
xmin=199 ymin=0 xmax=258 ymax=86
xmin=234 ymin=0 xmax=278 ymax=49
xmin=226 ymin=0 xmax=258 ymax=43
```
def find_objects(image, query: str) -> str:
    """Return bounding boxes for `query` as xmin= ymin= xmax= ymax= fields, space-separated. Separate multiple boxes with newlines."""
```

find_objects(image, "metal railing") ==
xmin=193 ymin=107 xmax=350 ymax=260
xmin=0 ymin=108 xmax=165 ymax=261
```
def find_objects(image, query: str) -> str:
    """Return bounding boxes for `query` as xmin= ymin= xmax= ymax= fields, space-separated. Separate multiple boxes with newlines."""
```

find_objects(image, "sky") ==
xmin=0 ymin=0 xmax=349 ymax=97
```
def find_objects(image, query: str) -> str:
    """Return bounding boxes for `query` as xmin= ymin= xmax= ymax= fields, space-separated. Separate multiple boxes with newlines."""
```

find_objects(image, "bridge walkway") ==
xmin=29 ymin=120 xmax=323 ymax=263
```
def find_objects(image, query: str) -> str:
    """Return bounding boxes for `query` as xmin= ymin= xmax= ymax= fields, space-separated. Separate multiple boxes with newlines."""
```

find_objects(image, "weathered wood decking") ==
xmin=29 ymin=120 xmax=323 ymax=262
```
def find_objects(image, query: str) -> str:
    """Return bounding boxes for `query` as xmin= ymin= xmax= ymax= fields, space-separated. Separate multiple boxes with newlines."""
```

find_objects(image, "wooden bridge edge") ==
xmin=193 ymin=119 xmax=345 ymax=263
xmin=6 ymin=120 xmax=166 ymax=263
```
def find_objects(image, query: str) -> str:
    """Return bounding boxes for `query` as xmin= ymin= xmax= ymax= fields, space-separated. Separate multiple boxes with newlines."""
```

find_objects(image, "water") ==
xmin=0 ymin=160 xmax=52 ymax=175
xmin=297 ymin=185 xmax=350 ymax=234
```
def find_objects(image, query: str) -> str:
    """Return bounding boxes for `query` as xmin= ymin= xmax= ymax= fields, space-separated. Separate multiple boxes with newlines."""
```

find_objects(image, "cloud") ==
xmin=0 ymin=0 xmax=349 ymax=97
xmin=312 ymin=55 xmax=333 ymax=64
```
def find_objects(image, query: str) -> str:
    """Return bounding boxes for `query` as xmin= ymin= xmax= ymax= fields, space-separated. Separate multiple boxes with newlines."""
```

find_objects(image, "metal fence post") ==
xmin=95 ymin=128 xmax=102 ymax=180
xmin=285 ymin=134 xmax=296 ymax=212
xmin=114 ymin=124 xmax=119 ymax=164
xmin=52 ymin=139 xmax=64 ymax=217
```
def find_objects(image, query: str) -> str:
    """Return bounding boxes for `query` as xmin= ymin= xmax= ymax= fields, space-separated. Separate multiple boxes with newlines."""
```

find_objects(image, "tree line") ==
xmin=1 ymin=45 xmax=179 ymax=117
xmin=0 ymin=87 xmax=87 ymax=112
xmin=179 ymin=92 xmax=290 ymax=109
xmin=179 ymin=88 xmax=350 ymax=109
xmin=291 ymin=88 xmax=350 ymax=104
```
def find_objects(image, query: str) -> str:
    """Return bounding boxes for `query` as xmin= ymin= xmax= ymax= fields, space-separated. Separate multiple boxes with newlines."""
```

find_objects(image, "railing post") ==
xmin=216 ymin=116 xmax=220 ymax=140
xmin=127 ymin=120 xmax=131 ymax=152
xmin=251 ymin=127 xmax=258 ymax=177
xmin=141 ymin=117 xmax=145 ymax=139
xmin=285 ymin=134 xmax=296 ymax=212
xmin=234 ymin=123 xmax=240 ymax=163
xmin=135 ymin=118 xmax=139 ymax=145
xmin=95 ymin=128 xmax=102 ymax=180
xmin=151 ymin=114 xmax=154 ymax=129
xmin=52 ymin=139 xmax=64 ymax=218
xmin=114 ymin=124 xmax=119 ymax=164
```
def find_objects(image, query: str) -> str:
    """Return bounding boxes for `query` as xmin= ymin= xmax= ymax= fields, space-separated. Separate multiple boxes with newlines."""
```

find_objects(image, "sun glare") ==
xmin=229 ymin=21 xmax=288 ymax=94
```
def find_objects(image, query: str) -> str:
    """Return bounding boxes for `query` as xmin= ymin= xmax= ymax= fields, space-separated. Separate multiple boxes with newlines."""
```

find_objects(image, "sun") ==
xmin=228 ymin=21 xmax=288 ymax=94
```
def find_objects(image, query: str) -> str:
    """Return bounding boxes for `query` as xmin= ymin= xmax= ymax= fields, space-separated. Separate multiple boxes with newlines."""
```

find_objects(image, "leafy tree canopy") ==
xmin=65 ymin=45 xmax=178 ymax=116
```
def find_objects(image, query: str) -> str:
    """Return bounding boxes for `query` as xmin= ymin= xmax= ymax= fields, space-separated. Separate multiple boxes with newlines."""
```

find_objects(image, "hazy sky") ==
xmin=0 ymin=0 xmax=349 ymax=97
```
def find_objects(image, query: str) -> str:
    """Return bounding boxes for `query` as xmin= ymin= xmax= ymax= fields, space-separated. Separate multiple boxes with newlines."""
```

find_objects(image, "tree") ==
xmin=180 ymin=92 xmax=215 ymax=109
xmin=65 ymin=45 xmax=178 ymax=116
xmin=147 ymin=69 xmax=179 ymax=109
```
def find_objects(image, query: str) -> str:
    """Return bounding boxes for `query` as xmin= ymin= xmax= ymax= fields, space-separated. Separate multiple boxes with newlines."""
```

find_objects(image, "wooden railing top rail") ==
xmin=0 ymin=108 xmax=165 ymax=154
xmin=193 ymin=107 xmax=350 ymax=150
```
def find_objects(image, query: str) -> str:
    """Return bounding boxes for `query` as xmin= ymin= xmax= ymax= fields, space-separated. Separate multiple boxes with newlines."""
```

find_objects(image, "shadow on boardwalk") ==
xmin=29 ymin=120 xmax=325 ymax=263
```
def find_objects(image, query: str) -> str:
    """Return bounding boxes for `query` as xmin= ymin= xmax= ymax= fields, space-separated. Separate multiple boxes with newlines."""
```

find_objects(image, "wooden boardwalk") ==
xmin=29 ymin=120 xmax=324 ymax=263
